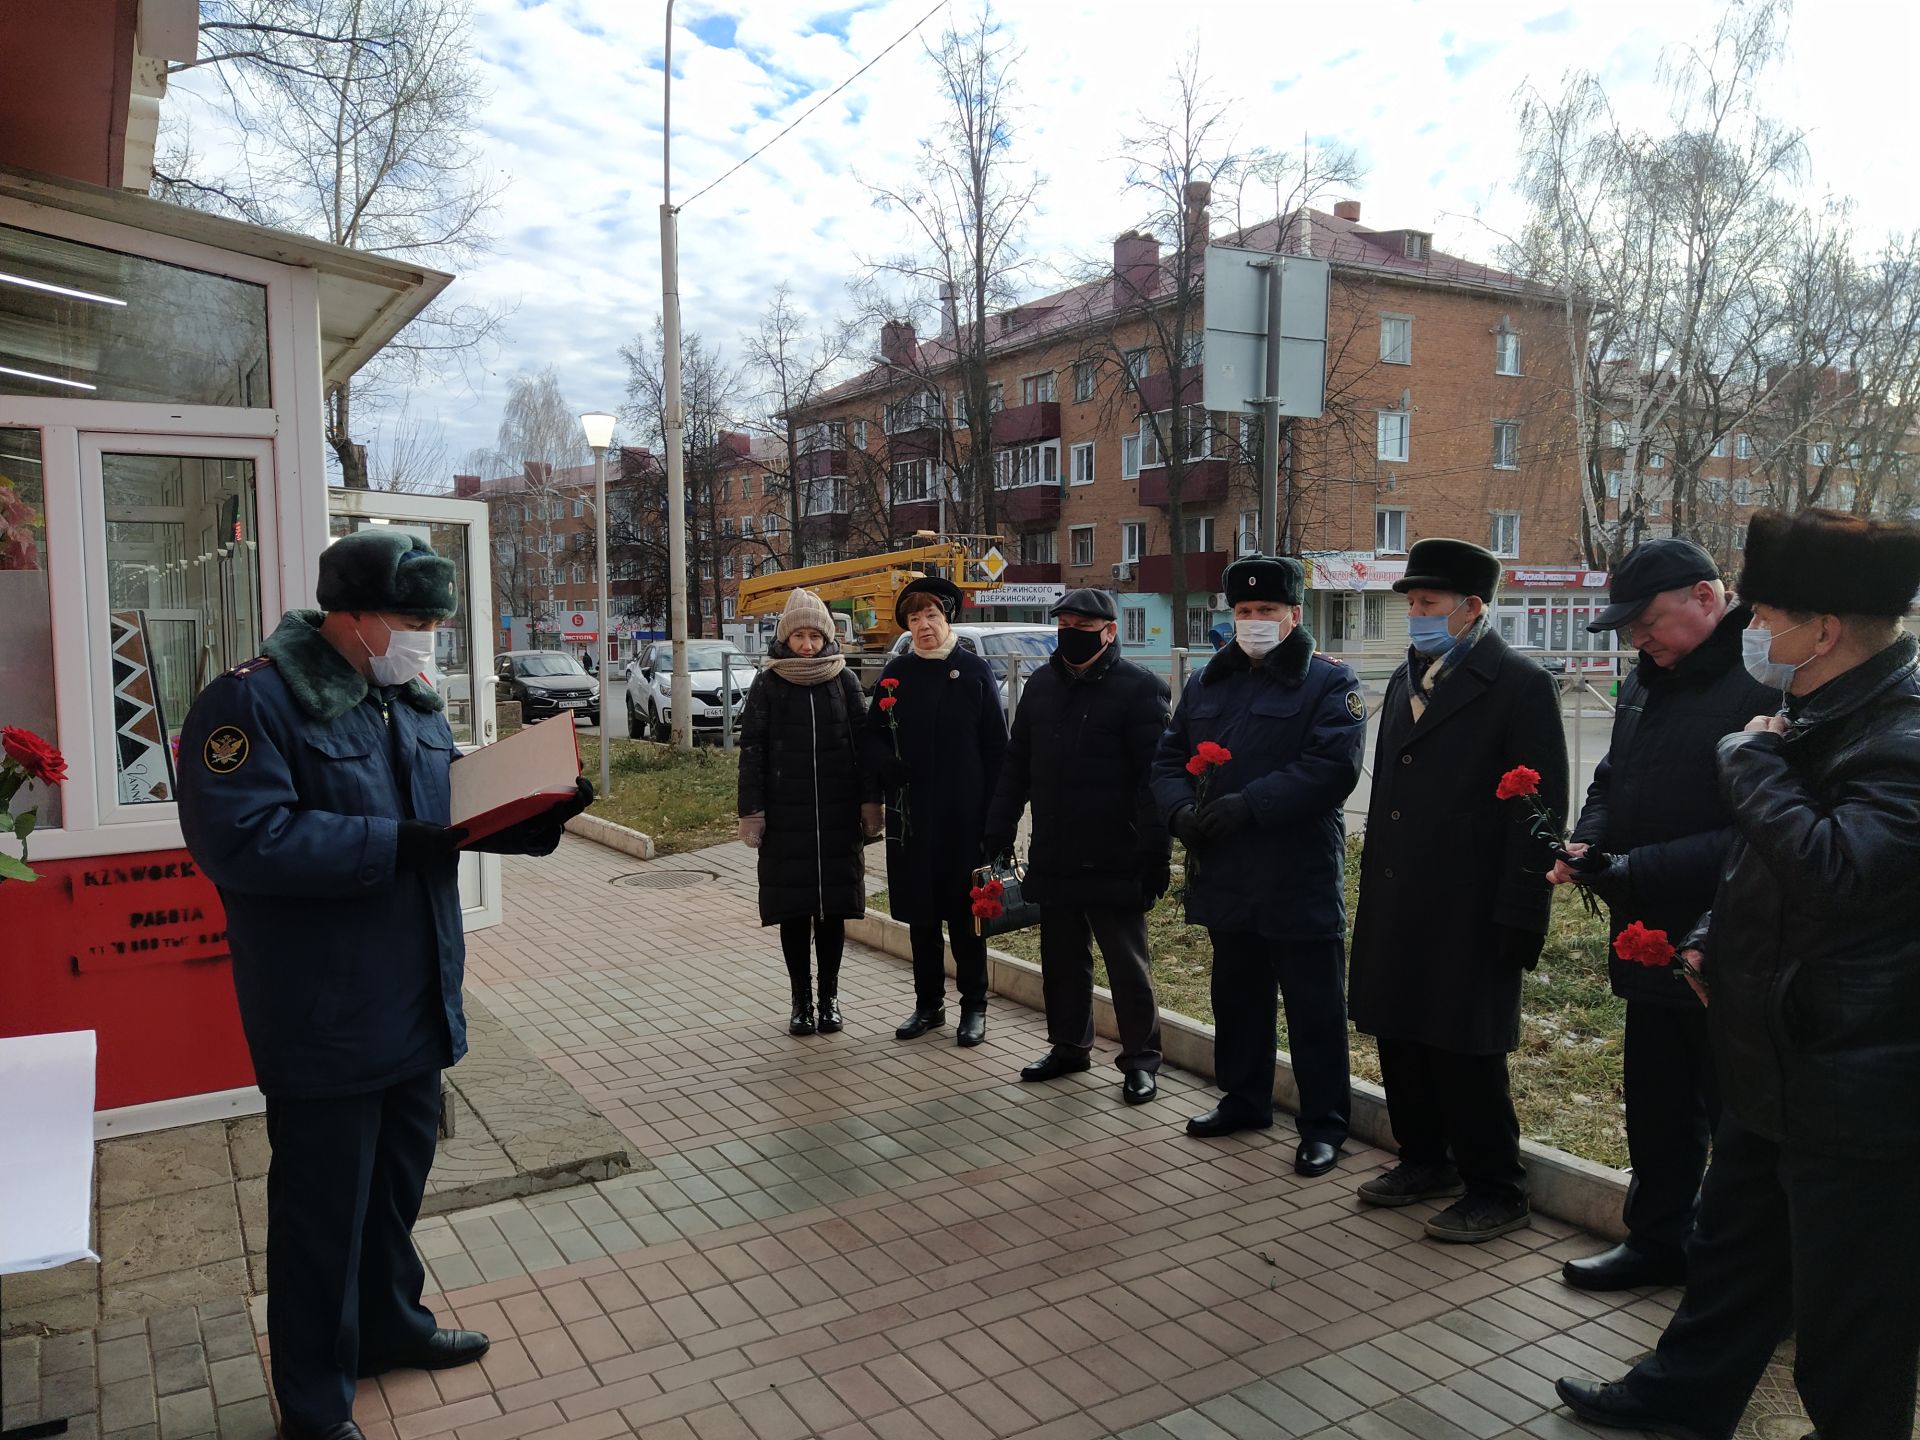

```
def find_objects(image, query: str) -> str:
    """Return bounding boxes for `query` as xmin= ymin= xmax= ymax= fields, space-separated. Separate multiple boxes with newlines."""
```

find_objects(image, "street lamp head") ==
xmin=579 ymin=411 xmax=617 ymax=452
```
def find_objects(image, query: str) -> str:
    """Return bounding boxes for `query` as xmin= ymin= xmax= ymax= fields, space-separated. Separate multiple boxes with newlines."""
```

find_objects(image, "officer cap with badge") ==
xmin=318 ymin=528 xmax=460 ymax=618
xmin=1222 ymin=554 xmax=1305 ymax=606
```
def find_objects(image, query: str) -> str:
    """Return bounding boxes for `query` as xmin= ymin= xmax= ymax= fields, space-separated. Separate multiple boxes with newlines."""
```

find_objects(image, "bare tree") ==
xmin=364 ymin=404 xmax=449 ymax=493
xmin=154 ymin=0 xmax=505 ymax=489
xmin=742 ymin=286 xmax=856 ymax=570
xmin=485 ymin=368 xmax=587 ymax=632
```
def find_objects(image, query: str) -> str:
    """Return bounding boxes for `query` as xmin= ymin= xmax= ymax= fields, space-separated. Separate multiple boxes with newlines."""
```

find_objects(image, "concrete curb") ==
xmin=846 ymin=910 xmax=1630 ymax=1241
xmin=565 ymin=811 xmax=656 ymax=859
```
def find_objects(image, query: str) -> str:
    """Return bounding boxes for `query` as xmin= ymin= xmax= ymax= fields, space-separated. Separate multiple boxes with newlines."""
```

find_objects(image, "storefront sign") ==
xmin=108 ymin=610 xmax=176 ymax=804
xmin=1308 ymin=553 xmax=1407 ymax=590
xmin=561 ymin=609 xmax=599 ymax=642
xmin=1505 ymin=567 xmax=1610 ymax=589
xmin=68 ymin=855 xmax=229 ymax=973
xmin=968 ymin=584 xmax=1066 ymax=607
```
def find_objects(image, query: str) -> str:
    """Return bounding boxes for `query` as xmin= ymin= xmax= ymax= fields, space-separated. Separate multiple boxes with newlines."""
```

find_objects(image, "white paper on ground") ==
xmin=0 ymin=1029 xmax=100 ymax=1272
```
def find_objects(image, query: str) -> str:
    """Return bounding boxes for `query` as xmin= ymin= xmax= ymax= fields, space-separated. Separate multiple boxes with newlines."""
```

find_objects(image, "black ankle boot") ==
xmin=816 ymin=995 xmax=843 ymax=1033
xmin=789 ymin=1001 xmax=816 ymax=1036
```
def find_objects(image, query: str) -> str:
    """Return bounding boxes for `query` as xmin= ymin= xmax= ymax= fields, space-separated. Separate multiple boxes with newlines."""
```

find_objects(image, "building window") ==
xmin=1380 ymin=315 xmax=1412 ymax=366
xmin=1608 ymin=419 xmax=1628 ymax=448
xmin=1375 ymin=507 xmax=1408 ymax=554
xmin=1070 ymin=525 xmax=1096 ymax=567
xmin=537 ymin=533 xmax=549 ymax=553
xmin=1070 ymin=442 xmax=1096 ymax=486
xmin=1810 ymin=442 xmax=1832 ymax=465
xmin=1122 ymin=607 xmax=1147 ymax=645
xmin=1607 ymin=470 xmax=1624 ymax=498
xmin=1182 ymin=516 xmax=1216 ymax=553
xmin=741 ymin=555 xmax=755 ymax=580
xmin=803 ymin=478 xmax=847 ymax=514
xmin=721 ymin=516 xmax=734 ymax=535
xmin=1735 ymin=432 xmax=1753 ymax=459
xmin=1019 ymin=529 xmax=1056 ymax=564
xmin=994 ymin=442 xmax=1059 ymax=489
xmin=1186 ymin=608 xmax=1213 ymax=647
xmin=1022 ymin=371 xmax=1056 ymax=405
xmin=1237 ymin=510 xmax=1258 ymax=555
xmin=1123 ymin=347 xmax=1149 ymax=389
xmin=852 ymin=420 xmax=868 ymax=450
xmin=1647 ymin=451 xmax=1666 ymax=469
xmin=721 ymin=555 xmax=734 ymax=580
xmin=1364 ymin=594 xmax=1386 ymax=640
xmin=702 ymin=595 xmax=714 ymax=619
xmin=1180 ymin=332 xmax=1204 ymax=369
xmin=1711 ymin=436 xmax=1728 ymax=458
xmin=741 ymin=473 xmax=754 ymax=499
xmin=699 ymin=558 xmax=712 ymax=580
xmin=741 ymin=515 xmax=754 ymax=537
xmin=723 ymin=597 xmax=735 ymax=620
xmin=1121 ymin=521 xmax=1145 ymax=563
xmin=1491 ymin=512 xmax=1520 ymax=557
xmin=571 ymin=496 xmax=584 ymax=517
xmin=1121 ymin=432 xmax=1142 ymax=480
xmin=1492 ymin=421 xmax=1519 ymax=470
xmin=1495 ymin=330 xmax=1520 ymax=375
xmin=1142 ymin=406 xmax=1209 ymax=467
xmin=0 ymin=431 xmax=58 ymax=825
xmin=798 ymin=420 xmax=845 ymax=452
xmin=1734 ymin=477 xmax=1752 ymax=505
xmin=763 ymin=511 xmax=781 ymax=534
xmin=890 ymin=458 xmax=932 ymax=504
xmin=1648 ymin=496 xmax=1664 ymax=517
xmin=884 ymin=394 xmax=938 ymax=432
xmin=1377 ymin=411 xmax=1410 ymax=464
xmin=1073 ymin=361 xmax=1095 ymax=403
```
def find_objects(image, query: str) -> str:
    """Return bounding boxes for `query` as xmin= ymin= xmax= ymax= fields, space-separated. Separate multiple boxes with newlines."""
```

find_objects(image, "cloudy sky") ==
xmin=178 ymin=0 xmax=1912 ymax=480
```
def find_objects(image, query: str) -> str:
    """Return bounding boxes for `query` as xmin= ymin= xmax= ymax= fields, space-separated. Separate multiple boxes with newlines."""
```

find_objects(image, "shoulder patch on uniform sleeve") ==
xmin=203 ymin=725 xmax=251 ymax=773
xmin=1346 ymin=690 xmax=1365 ymax=721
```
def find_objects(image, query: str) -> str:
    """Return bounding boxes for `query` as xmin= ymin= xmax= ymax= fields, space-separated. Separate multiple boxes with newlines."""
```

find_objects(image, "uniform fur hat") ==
xmin=317 ymin=529 xmax=459 ymax=618
xmin=776 ymin=587 xmax=835 ymax=644
xmin=1222 ymin=555 xmax=1305 ymax=606
xmin=1738 ymin=508 xmax=1920 ymax=617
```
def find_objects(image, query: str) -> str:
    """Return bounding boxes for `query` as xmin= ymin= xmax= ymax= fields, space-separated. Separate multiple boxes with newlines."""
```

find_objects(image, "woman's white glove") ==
xmin=738 ymin=813 xmax=766 ymax=848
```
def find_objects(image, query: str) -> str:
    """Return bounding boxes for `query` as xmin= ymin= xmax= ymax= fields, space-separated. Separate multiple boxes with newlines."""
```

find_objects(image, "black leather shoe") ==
xmin=357 ymin=1328 xmax=489 ymax=1377
xmin=1562 ymin=1242 xmax=1687 ymax=1292
xmin=281 ymin=1422 xmax=366 ymax=1440
xmin=1185 ymin=1105 xmax=1272 ymax=1139
xmin=789 ymin=1002 xmax=816 ymax=1036
xmin=1295 ymin=1141 xmax=1341 ymax=1177
xmin=1554 ymin=1377 xmax=1709 ymax=1440
xmin=956 ymin=1009 xmax=987 ymax=1047
xmin=1021 ymin=1049 xmax=1091 ymax=1082
xmin=1122 ymin=1070 xmax=1157 ymax=1105
xmin=895 ymin=1006 xmax=946 ymax=1039
xmin=816 ymin=996 xmax=843 ymax=1033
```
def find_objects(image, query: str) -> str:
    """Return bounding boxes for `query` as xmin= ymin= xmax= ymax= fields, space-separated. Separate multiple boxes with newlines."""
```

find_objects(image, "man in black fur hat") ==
xmin=1556 ymin=509 xmax=1920 ymax=1440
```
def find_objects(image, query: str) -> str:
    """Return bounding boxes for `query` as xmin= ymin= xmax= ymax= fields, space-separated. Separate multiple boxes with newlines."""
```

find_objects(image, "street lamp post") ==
xmin=580 ymin=411 xmax=617 ymax=802
xmin=661 ymin=0 xmax=692 ymax=751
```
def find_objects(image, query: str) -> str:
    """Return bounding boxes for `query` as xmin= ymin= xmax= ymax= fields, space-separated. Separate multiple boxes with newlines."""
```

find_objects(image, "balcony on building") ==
xmin=996 ymin=482 xmax=1061 ymax=525
xmin=1135 ymin=365 xmax=1202 ymax=413
xmin=889 ymin=498 xmax=942 ymax=534
xmin=794 ymin=446 xmax=847 ymax=483
xmin=991 ymin=400 xmax=1061 ymax=446
xmin=1137 ymin=549 xmax=1229 ymax=594
xmin=1002 ymin=561 xmax=1062 ymax=584
xmin=798 ymin=509 xmax=852 ymax=542
xmin=1138 ymin=457 xmax=1229 ymax=507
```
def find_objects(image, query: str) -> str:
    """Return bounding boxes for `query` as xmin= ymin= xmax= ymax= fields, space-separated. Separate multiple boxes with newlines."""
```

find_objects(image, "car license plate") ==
xmin=560 ymin=698 xmax=586 ymax=708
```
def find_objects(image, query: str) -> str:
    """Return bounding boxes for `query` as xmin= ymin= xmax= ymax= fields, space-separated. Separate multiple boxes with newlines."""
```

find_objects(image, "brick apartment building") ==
xmin=779 ymin=198 xmax=1601 ymax=665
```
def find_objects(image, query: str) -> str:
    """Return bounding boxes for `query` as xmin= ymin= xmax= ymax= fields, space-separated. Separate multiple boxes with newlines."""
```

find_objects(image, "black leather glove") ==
xmin=1498 ymin=926 xmax=1546 ymax=971
xmin=1569 ymin=849 xmax=1630 ymax=906
xmin=396 ymin=819 xmax=466 ymax=872
xmin=1195 ymin=792 xmax=1254 ymax=843
xmin=1141 ymin=855 xmax=1172 ymax=909
xmin=874 ymin=752 xmax=911 ymax=788
xmin=1169 ymin=804 xmax=1205 ymax=848
xmin=552 ymin=774 xmax=595 ymax=822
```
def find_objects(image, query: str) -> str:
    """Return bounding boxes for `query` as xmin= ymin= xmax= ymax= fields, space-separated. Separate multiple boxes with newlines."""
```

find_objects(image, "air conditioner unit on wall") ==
xmin=1210 ymin=593 xmax=1227 ymax=610
xmin=1111 ymin=562 xmax=1134 ymax=580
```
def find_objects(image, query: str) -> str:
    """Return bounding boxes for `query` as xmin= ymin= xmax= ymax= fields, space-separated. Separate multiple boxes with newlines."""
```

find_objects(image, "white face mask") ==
xmin=363 ymin=618 xmax=436 ymax=686
xmin=1235 ymin=618 xmax=1284 ymax=657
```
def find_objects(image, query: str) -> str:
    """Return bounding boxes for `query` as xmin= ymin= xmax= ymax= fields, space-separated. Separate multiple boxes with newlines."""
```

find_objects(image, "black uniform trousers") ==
xmin=909 ymin=902 xmax=989 ymax=1012
xmin=1621 ymin=1001 xmax=1719 ymax=1263
xmin=1376 ymin=1038 xmax=1527 ymax=1206
xmin=1207 ymin=931 xmax=1349 ymax=1145
xmin=264 ymin=1070 xmax=441 ymax=1428
xmin=1037 ymin=904 xmax=1162 ymax=1073
xmin=1623 ymin=1122 xmax=1920 ymax=1440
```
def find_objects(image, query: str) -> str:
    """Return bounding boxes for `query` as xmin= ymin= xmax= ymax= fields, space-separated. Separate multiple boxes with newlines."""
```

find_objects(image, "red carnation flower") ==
xmin=2 ymin=727 xmax=67 ymax=786
xmin=1495 ymin=765 xmax=1542 ymax=802
xmin=1614 ymin=921 xmax=1677 ymax=970
xmin=1185 ymin=754 xmax=1208 ymax=776
xmin=878 ymin=695 xmax=897 ymax=711
xmin=1196 ymin=741 xmax=1232 ymax=765
xmin=880 ymin=677 xmax=900 ymax=690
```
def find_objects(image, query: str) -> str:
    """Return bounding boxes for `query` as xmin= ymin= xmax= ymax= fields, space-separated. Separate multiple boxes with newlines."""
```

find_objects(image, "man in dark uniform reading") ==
xmin=177 ymin=530 xmax=589 ymax=1440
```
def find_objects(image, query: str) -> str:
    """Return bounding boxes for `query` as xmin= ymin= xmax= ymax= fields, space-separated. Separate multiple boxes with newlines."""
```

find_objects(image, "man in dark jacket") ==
xmin=985 ymin=588 xmax=1171 ymax=1104
xmin=1151 ymin=556 xmax=1367 ymax=1175
xmin=1349 ymin=539 xmax=1568 ymax=1243
xmin=177 ymin=531 xmax=590 ymax=1440
xmin=1557 ymin=509 xmax=1920 ymax=1440
xmin=1550 ymin=540 xmax=1774 ymax=1291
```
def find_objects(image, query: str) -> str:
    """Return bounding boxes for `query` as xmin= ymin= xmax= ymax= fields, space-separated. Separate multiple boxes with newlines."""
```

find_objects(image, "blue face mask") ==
xmin=1742 ymin=619 xmax=1814 ymax=692
xmin=1408 ymin=601 xmax=1467 ymax=657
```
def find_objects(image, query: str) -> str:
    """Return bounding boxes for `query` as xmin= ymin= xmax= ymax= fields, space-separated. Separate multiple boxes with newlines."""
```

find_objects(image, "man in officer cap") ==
xmin=986 ymin=587 xmax=1171 ymax=1104
xmin=1550 ymin=539 xmax=1773 ymax=1291
xmin=1349 ymin=538 xmax=1567 ymax=1242
xmin=1151 ymin=555 xmax=1367 ymax=1175
xmin=177 ymin=529 xmax=591 ymax=1440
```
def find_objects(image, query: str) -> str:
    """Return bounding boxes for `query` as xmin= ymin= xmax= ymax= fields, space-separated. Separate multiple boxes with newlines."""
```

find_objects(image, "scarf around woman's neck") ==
xmin=765 ymin=651 xmax=847 ymax=686
xmin=912 ymin=633 xmax=960 ymax=662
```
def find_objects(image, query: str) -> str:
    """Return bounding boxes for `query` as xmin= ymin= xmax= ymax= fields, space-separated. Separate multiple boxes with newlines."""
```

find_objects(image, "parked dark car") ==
xmin=495 ymin=649 xmax=598 ymax=725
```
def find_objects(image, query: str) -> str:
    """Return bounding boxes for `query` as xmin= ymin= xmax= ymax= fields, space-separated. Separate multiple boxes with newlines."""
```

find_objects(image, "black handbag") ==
xmin=971 ymin=856 xmax=1042 ymax=938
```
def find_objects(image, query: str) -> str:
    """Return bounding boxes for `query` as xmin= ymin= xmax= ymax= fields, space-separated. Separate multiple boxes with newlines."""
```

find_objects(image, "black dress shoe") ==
xmin=1122 ymin=1070 xmax=1157 ymax=1105
xmin=1021 ymin=1049 xmax=1091 ymax=1082
xmin=281 ymin=1422 xmax=365 ymax=1440
xmin=956 ymin=1009 xmax=987 ymax=1047
xmin=1562 ymin=1242 xmax=1687 ymax=1292
xmin=895 ymin=1006 xmax=946 ymax=1039
xmin=360 ymin=1328 xmax=490 ymax=1376
xmin=1294 ymin=1140 xmax=1341 ymax=1176
xmin=816 ymin=996 xmax=843 ymax=1033
xmin=789 ymin=1002 xmax=816 ymax=1036
xmin=1185 ymin=1104 xmax=1272 ymax=1138
xmin=1554 ymin=1377 xmax=1709 ymax=1440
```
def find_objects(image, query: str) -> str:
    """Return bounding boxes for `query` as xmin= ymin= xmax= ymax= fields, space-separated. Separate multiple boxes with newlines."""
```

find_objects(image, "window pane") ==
xmin=1 ymin=428 xmax=59 ymax=826
xmin=1 ymin=225 xmax=270 ymax=406
xmin=103 ymin=452 xmax=263 ymax=805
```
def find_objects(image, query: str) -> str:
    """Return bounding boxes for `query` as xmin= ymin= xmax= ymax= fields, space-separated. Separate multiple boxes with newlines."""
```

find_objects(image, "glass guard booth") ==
xmin=0 ymin=169 xmax=465 ymax=1134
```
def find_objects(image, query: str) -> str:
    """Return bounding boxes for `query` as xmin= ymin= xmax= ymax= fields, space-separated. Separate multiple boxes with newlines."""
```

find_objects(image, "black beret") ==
xmin=1738 ymin=508 xmax=1920 ymax=617
xmin=893 ymin=574 xmax=964 ymax=629
xmin=317 ymin=529 xmax=458 ymax=618
xmin=1588 ymin=538 xmax=1720 ymax=631
xmin=1222 ymin=555 xmax=1304 ymax=606
xmin=1049 ymin=587 xmax=1116 ymax=621
xmin=1393 ymin=538 xmax=1502 ymax=602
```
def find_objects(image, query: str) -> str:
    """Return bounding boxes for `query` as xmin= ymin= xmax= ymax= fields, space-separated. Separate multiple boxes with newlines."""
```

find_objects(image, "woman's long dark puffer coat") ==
xmin=737 ymin=668 xmax=870 ymax=926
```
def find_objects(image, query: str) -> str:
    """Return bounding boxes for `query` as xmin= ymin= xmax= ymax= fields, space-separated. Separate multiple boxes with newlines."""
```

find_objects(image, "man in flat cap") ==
xmin=1550 ymin=540 xmax=1773 ymax=1292
xmin=1557 ymin=509 xmax=1920 ymax=1440
xmin=177 ymin=529 xmax=591 ymax=1440
xmin=1349 ymin=538 xmax=1567 ymax=1242
xmin=1151 ymin=556 xmax=1367 ymax=1175
xmin=986 ymin=588 xmax=1171 ymax=1104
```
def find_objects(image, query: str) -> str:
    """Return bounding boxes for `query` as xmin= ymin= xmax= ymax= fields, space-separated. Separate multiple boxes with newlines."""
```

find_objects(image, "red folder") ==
xmin=451 ymin=716 xmax=581 ymax=846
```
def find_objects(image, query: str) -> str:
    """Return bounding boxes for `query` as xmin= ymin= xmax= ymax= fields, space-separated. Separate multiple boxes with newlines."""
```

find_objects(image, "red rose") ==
xmin=2 ymin=727 xmax=66 ymax=786
xmin=1196 ymin=741 xmax=1232 ymax=765
xmin=878 ymin=695 xmax=897 ymax=711
xmin=1613 ymin=921 xmax=1676 ymax=969
xmin=1185 ymin=754 xmax=1208 ymax=776
xmin=1495 ymin=765 xmax=1542 ymax=802
xmin=880 ymin=678 xmax=900 ymax=690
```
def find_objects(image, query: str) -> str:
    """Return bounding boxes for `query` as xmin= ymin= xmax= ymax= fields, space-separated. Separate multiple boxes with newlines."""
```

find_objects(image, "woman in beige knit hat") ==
xmin=736 ymin=589 xmax=876 ymax=1034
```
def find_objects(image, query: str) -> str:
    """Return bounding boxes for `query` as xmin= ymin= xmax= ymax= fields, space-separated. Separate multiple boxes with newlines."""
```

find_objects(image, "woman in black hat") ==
xmin=865 ymin=575 xmax=1008 ymax=1046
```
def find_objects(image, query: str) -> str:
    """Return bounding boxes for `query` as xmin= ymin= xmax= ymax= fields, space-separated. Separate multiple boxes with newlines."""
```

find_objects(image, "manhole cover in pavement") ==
xmin=609 ymin=870 xmax=715 ymax=890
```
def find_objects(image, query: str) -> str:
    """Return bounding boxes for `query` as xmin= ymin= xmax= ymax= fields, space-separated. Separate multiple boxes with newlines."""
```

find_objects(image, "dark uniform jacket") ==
xmin=984 ymin=645 xmax=1171 ymax=911
xmin=1686 ymin=633 xmax=1920 ymax=1158
xmin=1569 ymin=606 xmax=1776 ymax=1004
xmin=1349 ymin=628 xmax=1568 ymax=1055
xmin=736 ymin=667 xmax=869 ymax=927
xmin=177 ymin=610 xmax=466 ymax=1100
xmin=1150 ymin=627 xmax=1366 ymax=941
xmin=863 ymin=644 xmax=1008 ymax=923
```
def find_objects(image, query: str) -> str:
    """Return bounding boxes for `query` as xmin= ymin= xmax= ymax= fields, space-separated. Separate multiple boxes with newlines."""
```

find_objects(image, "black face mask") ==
xmin=1055 ymin=625 xmax=1108 ymax=666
